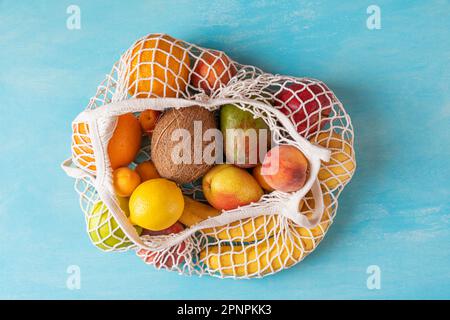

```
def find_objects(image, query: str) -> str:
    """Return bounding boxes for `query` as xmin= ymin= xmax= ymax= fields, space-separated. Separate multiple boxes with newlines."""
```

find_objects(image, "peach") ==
xmin=252 ymin=164 xmax=275 ymax=192
xmin=261 ymin=145 xmax=309 ymax=193
xmin=191 ymin=50 xmax=237 ymax=95
xmin=202 ymin=164 xmax=263 ymax=210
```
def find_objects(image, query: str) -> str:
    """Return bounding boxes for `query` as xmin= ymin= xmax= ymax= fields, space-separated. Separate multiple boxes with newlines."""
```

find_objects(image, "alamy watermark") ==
xmin=366 ymin=265 xmax=381 ymax=290
xmin=366 ymin=5 xmax=381 ymax=30
xmin=66 ymin=265 xmax=81 ymax=290
xmin=170 ymin=122 xmax=280 ymax=174
xmin=66 ymin=5 xmax=81 ymax=30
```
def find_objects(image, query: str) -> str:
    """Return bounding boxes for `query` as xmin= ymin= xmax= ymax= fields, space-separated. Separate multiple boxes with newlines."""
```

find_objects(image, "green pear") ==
xmin=220 ymin=104 xmax=271 ymax=168
xmin=87 ymin=198 xmax=142 ymax=251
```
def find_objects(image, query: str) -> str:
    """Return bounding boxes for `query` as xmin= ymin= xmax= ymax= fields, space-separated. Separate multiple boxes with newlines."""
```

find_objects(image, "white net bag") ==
xmin=62 ymin=34 xmax=356 ymax=278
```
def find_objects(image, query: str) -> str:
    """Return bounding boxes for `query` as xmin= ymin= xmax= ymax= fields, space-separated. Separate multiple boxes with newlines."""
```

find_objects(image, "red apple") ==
xmin=274 ymin=81 xmax=334 ymax=137
xmin=141 ymin=221 xmax=184 ymax=236
xmin=191 ymin=50 xmax=237 ymax=95
xmin=138 ymin=222 xmax=186 ymax=268
xmin=137 ymin=242 xmax=186 ymax=269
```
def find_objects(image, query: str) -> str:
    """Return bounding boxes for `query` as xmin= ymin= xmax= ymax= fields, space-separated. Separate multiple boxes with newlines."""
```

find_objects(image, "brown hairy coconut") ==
xmin=151 ymin=106 xmax=217 ymax=184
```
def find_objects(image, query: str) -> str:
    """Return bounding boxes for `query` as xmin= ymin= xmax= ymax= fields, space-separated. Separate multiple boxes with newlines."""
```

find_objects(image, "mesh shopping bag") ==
xmin=62 ymin=34 xmax=356 ymax=278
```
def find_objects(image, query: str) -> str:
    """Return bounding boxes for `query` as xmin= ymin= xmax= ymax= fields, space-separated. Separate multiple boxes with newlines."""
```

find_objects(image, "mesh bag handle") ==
xmin=61 ymin=158 xmax=91 ymax=179
xmin=67 ymin=97 xmax=331 ymax=250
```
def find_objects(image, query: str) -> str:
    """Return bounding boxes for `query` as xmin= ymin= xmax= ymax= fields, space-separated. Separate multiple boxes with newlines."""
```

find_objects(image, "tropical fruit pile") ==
xmin=64 ymin=34 xmax=355 ymax=278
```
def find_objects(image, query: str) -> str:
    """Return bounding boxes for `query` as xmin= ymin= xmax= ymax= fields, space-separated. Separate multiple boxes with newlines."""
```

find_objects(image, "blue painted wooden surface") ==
xmin=0 ymin=0 xmax=449 ymax=299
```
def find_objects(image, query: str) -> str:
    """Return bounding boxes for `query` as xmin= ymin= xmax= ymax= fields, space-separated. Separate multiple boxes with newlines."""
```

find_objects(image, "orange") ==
xmin=139 ymin=109 xmax=160 ymax=134
xmin=135 ymin=161 xmax=160 ymax=182
xmin=127 ymin=34 xmax=190 ymax=98
xmin=72 ymin=122 xmax=96 ymax=173
xmin=113 ymin=167 xmax=141 ymax=197
xmin=129 ymin=179 xmax=184 ymax=231
xmin=108 ymin=113 xmax=142 ymax=170
xmin=72 ymin=114 xmax=142 ymax=173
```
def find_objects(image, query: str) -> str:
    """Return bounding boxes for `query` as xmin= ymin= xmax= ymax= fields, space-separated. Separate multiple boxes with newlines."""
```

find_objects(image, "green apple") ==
xmin=87 ymin=198 xmax=142 ymax=251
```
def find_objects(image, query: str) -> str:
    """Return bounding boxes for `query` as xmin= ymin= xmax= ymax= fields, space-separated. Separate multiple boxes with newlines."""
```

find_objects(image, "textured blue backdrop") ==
xmin=0 ymin=0 xmax=449 ymax=299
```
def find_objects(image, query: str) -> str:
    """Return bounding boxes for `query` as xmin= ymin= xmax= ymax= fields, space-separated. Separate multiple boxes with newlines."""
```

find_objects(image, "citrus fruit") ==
xmin=108 ymin=113 xmax=142 ymax=170
xmin=113 ymin=167 xmax=141 ymax=197
xmin=72 ymin=122 xmax=96 ymax=173
xmin=139 ymin=109 xmax=160 ymax=134
xmin=117 ymin=196 xmax=131 ymax=216
xmin=311 ymin=131 xmax=355 ymax=189
xmin=116 ymin=196 xmax=143 ymax=235
xmin=87 ymin=201 xmax=142 ymax=251
xmin=127 ymin=34 xmax=190 ymax=98
xmin=129 ymin=179 xmax=184 ymax=231
xmin=135 ymin=161 xmax=160 ymax=182
xmin=297 ymin=192 xmax=333 ymax=251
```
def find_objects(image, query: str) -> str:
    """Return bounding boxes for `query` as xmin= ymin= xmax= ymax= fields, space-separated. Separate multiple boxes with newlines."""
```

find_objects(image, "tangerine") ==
xmin=113 ymin=167 xmax=141 ymax=197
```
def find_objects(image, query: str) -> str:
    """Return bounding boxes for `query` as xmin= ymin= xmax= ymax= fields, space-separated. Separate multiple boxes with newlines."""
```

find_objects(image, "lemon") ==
xmin=117 ymin=196 xmax=143 ymax=234
xmin=312 ymin=132 xmax=355 ymax=189
xmin=129 ymin=178 xmax=184 ymax=231
xmin=87 ymin=199 xmax=142 ymax=251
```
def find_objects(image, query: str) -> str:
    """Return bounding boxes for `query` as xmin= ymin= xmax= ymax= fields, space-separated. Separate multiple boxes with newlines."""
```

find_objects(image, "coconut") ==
xmin=151 ymin=106 xmax=217 ymax=184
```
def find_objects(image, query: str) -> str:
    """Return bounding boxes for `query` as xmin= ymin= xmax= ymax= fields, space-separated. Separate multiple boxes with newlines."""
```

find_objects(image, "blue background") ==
xmin=0 ymin=0 xmax=449 ymax=299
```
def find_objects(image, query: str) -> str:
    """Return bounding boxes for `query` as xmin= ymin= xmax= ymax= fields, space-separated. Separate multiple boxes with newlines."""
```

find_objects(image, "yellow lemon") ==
xmin=129 ymin=179 xmax=184 ymax=231
xmin=311 ymin=131 xmax=355 ymax=190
